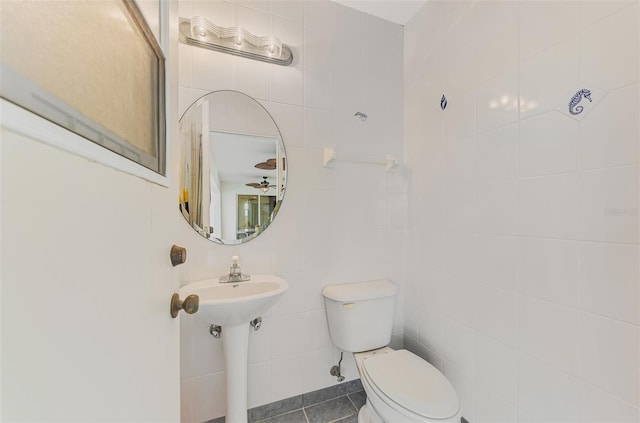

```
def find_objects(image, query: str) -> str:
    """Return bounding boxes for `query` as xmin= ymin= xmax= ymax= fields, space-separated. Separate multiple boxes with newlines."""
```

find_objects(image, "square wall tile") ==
xmin=443 ymin=89 xmax=476 ymax=143
xmin=271 ymin=1 xmax=304 ymax=22
xmin=303 ymin=0 xmax=334 ymax=71
xmin=270 ymin=65 xmax=303 ymax=106
xmin=248 ymin=362 xmax=271 ymax=409
xmin=443 ymin=275 xmax=478 ymax=329
xmin=580 ymin=165 xmax=639 ymax=244
xmin=418 ymin=268 xmax=445 ymax=315
xmin=475 ymin=284 xmax=518 ymax=347
xmin=520 ymin=1 xmax=579 ymax=60
xmin=519 ymin=296 xmax=579 ymax=375
xmin=581 ymin=242 xmax=639 ymax=324
xmin=520 ymin=112 xmax=580 ymax=178
xmin=443 ymin=185 xmax=476 ymax=232
xmin=419 ymin=226 xmax=444 ymax=271
xmin=444 ymin=361 xmax=475 ymax=422
xmin=248 ymin=317 xmax=271 ymax=364
xmin=580 ymin=0 xmax=636 ymax=28
xmin=519 ymin=173 xmax=581 ymax=239
xmin=518 ymin=353 xmax=580 ymax=422
xmin=304 ymin=107 xmax=333 ymax=149
xmin=579 ymin=382 xmax=640 ymax=423
xmin=304 ymin=66 xmax=333 ymax=110
xmin=475 ymin=181 xmax=518 ymax=235
xmin=476 ymin=70 xmax=519 ymax=133
xmin=520 ymin=37 xmax=580 ymax=120
xmin=580 ymin=84 xmax=639 ymax=170
xmin=192 ymin=373 xmax=227 ymax=423
xmin=300 ymin=349 xmax=339 ymax=394
xmin=441 ymin=231 xmax=478 ymax=282
xmin=333 ymin=70 xmax=366 ymax=115
xmin=474 ymin=0 xmax=518 ymax=84
xmin=579 ymin=312 xmax=640 ymax=406
xmin=271 ymin=355 xmax=305 ymax=402
xmin=272 ymin=14 xmax=304 ymax=66
xmin=191 ymin=0 xmax=234 ymax=27
xmin=474 ymin=384 xmax=518 ymax=423
xmin=476 ymin=124 xmax=518 ymax=184
xmin=334 ymin=3 xmax=363 ymax=75
xmin=518 ymin=237 xmax=580 ymax=308
xmin=268 ymin=102 xmax=303 ymax=148
xmin=475 ymin=234 xmax=518 ymax=292
xmin=418 ymin=310 xmax=444 ymax=356
xmin=475 ymin=333 xmax=518 ymax=405
xmin=191 ymin=48 xmax=234 ymax=92
xmin=234 ymin=58 xmax=270 ymax=101
xmin=581 ymin=3 xmax=639 ymax=90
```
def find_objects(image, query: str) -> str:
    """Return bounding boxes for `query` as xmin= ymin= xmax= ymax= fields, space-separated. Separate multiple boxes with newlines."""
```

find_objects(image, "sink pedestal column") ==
xmin=222 ymin=323 xmax=250 ymax=423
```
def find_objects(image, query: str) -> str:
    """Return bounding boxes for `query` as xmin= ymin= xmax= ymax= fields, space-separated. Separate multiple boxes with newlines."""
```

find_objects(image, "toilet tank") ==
xmin=322 ymin=280 xmax=397 ymax=352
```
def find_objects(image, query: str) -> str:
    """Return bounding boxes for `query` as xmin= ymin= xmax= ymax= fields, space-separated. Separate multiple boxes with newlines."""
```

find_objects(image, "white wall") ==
xmin=404 ymin=1 xmax=640 ymax=422
xmin=176 ymin=1 xmax=405 ymax=421
xmin=0 ymin=1 xmax=181 ymax=421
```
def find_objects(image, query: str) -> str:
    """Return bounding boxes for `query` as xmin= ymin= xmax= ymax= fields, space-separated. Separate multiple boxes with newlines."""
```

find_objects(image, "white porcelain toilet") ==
xmin=322 ymin=280 xmax=462 ymax=423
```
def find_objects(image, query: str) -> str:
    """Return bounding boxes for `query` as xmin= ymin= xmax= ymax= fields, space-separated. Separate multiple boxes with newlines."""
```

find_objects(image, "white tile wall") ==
xmin=177 ymin=1 xmax=404 ymax=421
xmin=405 ymin=1 xmax=640 ymax=422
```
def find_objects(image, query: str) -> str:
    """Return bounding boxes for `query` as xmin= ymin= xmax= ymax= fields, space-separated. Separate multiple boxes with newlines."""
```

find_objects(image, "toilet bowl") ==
xmin=322 ymin=280 xmax=462 ymax=423
xmin=354 ymin=347 xmax=461 ymax=423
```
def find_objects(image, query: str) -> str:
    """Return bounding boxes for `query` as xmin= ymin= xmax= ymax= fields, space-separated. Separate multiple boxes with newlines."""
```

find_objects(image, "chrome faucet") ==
xmin=219 ymin=255 xmax=251 ymax=283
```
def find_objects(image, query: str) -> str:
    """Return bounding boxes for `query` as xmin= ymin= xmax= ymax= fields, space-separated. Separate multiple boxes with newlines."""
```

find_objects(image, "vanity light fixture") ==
xmin=179 ymin=16 xmax=293 ymax=66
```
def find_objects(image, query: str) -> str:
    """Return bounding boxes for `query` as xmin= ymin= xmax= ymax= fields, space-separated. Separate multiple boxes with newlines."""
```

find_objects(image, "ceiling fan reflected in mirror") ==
xmin=254 ymin=158 xmax=277 ymax=170
xmin=246 ymin=176 xmax=276 ymax=193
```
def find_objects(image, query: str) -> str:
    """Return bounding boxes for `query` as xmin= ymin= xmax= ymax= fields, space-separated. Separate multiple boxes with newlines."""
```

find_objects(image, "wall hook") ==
xmin=354 ymin=111 xmax=367 ymax=121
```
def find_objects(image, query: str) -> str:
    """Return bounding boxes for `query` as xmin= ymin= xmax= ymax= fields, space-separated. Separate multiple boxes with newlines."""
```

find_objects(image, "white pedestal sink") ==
xmin=180 ymin=275 xmax=288 ymax=423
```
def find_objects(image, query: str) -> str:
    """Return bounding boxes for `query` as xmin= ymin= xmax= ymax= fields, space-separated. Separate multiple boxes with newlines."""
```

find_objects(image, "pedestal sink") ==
xmin=180 ymin=275 xmax=288 ymax=423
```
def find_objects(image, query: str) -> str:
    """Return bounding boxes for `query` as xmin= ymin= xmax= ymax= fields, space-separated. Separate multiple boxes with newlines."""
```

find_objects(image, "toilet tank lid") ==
xmin=322 ymin=280 xmax=397 ymax=302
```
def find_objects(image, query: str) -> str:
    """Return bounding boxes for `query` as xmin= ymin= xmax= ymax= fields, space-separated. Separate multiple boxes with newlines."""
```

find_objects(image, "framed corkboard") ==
xmin=0 ymin=0 xmax=166 ymax=175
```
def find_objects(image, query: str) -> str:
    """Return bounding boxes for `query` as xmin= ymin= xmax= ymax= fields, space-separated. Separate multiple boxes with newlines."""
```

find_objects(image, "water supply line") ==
xmin=210 ymin=324 xmax=222 ymax=338
xmin=330 ymin=351 xmax=345 ymax=382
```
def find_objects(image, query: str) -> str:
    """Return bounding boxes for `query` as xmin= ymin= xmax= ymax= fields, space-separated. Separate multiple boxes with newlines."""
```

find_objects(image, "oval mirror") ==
xmin=178 ymin=91 xmax=287 ymax=244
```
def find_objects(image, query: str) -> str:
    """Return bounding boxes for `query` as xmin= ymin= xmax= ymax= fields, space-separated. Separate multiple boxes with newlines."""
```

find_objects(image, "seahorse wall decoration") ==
xmin=569 ymin=89 xmax=592 ymax=115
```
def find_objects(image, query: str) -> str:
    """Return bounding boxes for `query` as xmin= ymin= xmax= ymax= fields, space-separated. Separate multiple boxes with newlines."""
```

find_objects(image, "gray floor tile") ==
xmin=305 ymin=396 xmax=357 ymax=423
xmin=250 ymin=396 xmax=304 ymax=422
xmin=347 ymin=391 xmax=366 ymax=411
xmin=333 ymin=415 xmax=359 ymax=423
xmin=302 ymin=380 xmax=362 ymax=407
xmin=257 ymin=409 xmax=308 ymax=423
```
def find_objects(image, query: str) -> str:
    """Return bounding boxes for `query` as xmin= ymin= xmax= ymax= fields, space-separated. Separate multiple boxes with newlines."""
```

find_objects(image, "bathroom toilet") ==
xmin=322 ymin=280 xmax=462 ymax=423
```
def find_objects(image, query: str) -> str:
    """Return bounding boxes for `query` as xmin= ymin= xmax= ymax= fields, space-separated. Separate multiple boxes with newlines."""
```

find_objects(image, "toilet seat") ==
xmin=360 ymin=349 xmax=459 ymax=420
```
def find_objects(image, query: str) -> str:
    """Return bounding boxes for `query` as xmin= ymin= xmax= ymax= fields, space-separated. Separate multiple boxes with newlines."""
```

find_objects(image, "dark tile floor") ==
xmin=257 ymin=391 xmax=366 ymax=423
xmin=208 ymin=380 xmax=366 ymax=423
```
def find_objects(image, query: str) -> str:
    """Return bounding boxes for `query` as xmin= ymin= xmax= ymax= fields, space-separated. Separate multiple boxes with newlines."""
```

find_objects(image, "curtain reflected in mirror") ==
xmin=179 ymin=91 xmax=287 ymax=244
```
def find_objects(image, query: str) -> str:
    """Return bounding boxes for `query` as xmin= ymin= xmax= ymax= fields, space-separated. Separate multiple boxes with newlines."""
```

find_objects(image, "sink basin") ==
xmin=179 ymin=274 xmax=288 ymax=326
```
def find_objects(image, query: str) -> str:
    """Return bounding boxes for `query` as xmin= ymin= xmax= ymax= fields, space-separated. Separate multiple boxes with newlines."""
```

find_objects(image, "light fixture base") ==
xmin=179 ymin=18 xmax=293 ymax=66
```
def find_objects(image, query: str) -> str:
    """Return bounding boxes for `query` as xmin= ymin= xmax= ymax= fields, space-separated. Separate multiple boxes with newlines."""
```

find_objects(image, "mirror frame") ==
xmin=178 ymin=90 xmax=287 ymax=245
